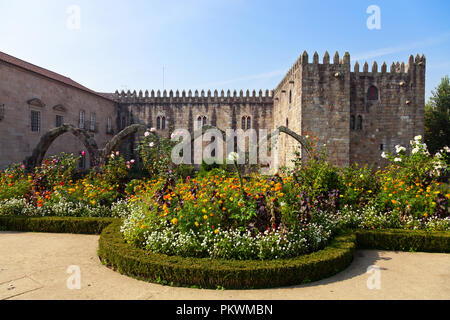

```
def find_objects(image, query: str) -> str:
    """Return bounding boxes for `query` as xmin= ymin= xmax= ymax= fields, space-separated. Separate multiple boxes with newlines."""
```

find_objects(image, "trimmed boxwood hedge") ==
xmin=98 ymin=221 xmax=356 ymax=289
xmin=0 ymin=216 xmax=118 ymax=235
xmin=356 ymin=229 xmax=450 ymax=253
xmin=1 ymin=216 xmax=449 ymax=289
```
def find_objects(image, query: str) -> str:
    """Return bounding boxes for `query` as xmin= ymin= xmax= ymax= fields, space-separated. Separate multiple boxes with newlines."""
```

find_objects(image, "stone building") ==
xmin=0 ymin=50 xmax=425 ymax=170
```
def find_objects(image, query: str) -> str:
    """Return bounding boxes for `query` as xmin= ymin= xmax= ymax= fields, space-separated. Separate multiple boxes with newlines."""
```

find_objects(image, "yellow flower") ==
xmin=195 ymin=222 xmax=199 ymax=227
xmin=214 ymin=229 xmax=219 ymax=235
xmin=171 ymin=218 xmax=178 ymax=225
xmin=203 ymin=215 xmax=208 ymax=220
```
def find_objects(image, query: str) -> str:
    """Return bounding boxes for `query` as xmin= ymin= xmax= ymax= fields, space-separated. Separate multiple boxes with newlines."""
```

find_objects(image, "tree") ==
xmin=424 ymin=76 xmax=450 ymax=155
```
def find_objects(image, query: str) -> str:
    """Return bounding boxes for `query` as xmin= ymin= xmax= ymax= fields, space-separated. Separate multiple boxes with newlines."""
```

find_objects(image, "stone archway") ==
xmin=99 ymin=124 xmax=147 ymax=163
xmin=266 ymin=126 xmax=313 ymax=156
xmin=24 ymin=124 xmax=100 ymax=170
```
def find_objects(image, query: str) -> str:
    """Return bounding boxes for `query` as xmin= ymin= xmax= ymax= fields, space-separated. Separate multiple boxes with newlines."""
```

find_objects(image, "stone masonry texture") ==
xmin=0 ymin=51 xmax=425 ymax=170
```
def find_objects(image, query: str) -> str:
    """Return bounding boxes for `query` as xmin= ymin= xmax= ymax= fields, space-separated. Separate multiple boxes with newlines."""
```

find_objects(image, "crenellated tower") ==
xmin=112 ymin=50 xmax=425 ymax=169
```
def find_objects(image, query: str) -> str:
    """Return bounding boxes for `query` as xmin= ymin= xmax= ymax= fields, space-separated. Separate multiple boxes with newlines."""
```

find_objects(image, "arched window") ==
xmin=289 ymin=90 xmax=292 ymax=104
xmin=356 ymin=115 xmax=363 ymax=130
xmin=350 ymin=115 xmax=355 ymax=131
xmin=367 ymin=86 xmax=379 ymax=101
xmin=241 ymin=116 xmax=251 ymax=130
xmin=202 ymin=116 xmax=207 ymax=127
xmin=156 ymin=116 xmax=166 ymax=130
xmin=197 ymin=116 xmax=202 ymax=129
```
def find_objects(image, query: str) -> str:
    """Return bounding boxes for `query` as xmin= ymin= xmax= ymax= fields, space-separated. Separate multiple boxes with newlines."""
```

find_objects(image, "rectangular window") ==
xmin=107 ymin=117 xmax=112 ymax=133
xmin=90 ymin=113 xmax=96 ymax=131
xmin=79 ymin=111 xmax=85 ymax=129
xmin=0 ymin=104 xmax=4 ymax=120
xmin=56 ymin=115 xmax=63 ymax=127
xmin=31 ymin=110 xmax=41 ymax=132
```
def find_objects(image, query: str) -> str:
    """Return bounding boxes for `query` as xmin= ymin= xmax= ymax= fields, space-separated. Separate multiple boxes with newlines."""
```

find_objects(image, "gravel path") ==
xmin=1 ymin=231 xmax=449 ymax=300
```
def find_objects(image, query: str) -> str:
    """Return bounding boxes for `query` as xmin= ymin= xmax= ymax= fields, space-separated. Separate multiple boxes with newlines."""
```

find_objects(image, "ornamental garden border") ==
xmin=0 ymin=216 xmax=449 ymax=289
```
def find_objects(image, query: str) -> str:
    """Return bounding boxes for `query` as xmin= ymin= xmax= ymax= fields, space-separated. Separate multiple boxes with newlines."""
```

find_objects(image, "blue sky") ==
xmin=0 ymin=0 xmax=449 ymax=100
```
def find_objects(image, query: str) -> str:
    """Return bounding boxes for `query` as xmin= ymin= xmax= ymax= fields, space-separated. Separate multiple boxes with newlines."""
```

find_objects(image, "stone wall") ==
xmin=0 ymin=50 xmax=425 ymax=171
xmin=0 ymin=61 xmax=117 ymax=169
xmin=349 ymin=55 xmax=426 ymax=168
xmin=115 ymin=90 xmax=274 ymax=163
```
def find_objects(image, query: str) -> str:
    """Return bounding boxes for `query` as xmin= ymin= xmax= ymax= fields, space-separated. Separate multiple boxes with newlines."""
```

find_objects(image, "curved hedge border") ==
xmin=0 ymin=216 xmax=118 ymax=235
xmin=1 ymin=216 xmax=449 ymax=289
xmin=98 ymin=221 xmax=356 ymax=289
xmin=356 ymin=229 xmax=450 ymax=253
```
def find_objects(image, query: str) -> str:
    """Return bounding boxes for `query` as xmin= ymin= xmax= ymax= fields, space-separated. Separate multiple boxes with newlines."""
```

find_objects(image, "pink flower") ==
xmin=130 ymin=159 xmax=135 ymax=164
xmin=150 ymin=128 xmax=156 ymax=132
xmin=111 ymin=153 xmax=115 ymax=159
xmin=116 ymin=151 xmax=120 ymax=156
xmin=144 ymin=132 xmax=150 ymax=137
xmin=81 ymin=151 xmax=86 ymax=156
xmin=149 ymin=142 xmax=155 ymax=147
xmin=21 ymin=165 xmax=26 ymax=169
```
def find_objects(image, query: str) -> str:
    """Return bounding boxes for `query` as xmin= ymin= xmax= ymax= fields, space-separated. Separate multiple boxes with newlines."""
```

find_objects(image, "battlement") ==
xmin=114 ymin=89 xmax=274 ymax=104
xmin=352 ymin=54 xmax=426 ymax=75
xmin=275 ymin=51 xmax=426 ymax=93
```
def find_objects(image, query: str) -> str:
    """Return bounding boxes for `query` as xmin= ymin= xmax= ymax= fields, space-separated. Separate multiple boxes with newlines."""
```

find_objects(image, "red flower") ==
xmin=60 ymin=182 xmax=64 ymax=186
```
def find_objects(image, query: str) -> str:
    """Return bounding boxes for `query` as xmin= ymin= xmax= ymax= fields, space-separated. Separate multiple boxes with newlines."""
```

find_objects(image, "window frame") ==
xmin=31 ymin=110 xmax=41 ymax=132
xmin=55 ymin=114 xmax=64 ymax=128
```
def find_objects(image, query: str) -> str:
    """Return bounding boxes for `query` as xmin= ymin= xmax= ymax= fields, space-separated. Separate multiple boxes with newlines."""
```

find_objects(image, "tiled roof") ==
xmin=0 ymin=51 xmax=114 ymax=101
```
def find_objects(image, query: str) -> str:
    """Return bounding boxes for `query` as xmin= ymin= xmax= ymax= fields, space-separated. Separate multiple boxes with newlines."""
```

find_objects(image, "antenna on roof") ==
xmin=163 ymin=66 xmax=165 ymax=90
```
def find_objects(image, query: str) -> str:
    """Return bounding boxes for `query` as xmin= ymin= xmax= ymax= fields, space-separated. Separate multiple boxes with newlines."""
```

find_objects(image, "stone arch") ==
xmin=25 ymin=124 xmax=100 ymax=170
xmin=100 ymin=124 xmax=147 ymax=162
xmin=266 ymin=126 xmax=313 ymax=157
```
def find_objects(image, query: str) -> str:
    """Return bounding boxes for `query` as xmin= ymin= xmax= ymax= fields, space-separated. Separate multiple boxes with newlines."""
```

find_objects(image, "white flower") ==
xmin=381 ymin=152 xmax=387 ymax=159
xmin=149 ymin=142 xmax=155 ymax=147
xmin=227 ymin=152 xmax=239 ymax=162
xmin=110 ymin=153 xmax=115 ymax=159
xmin=444 ymin=146 xmax=450 ymax=153
xmin=130 ymin=159 xmax=135 ymax=164
xmin=414 ymin=135 xmax=422 ymax=141
xmin=150 ymin=128 xmax=156 ymax=132
xmin=395 ymin=145 xmax=406 ymax=153
xmin=394 ymin=157 xmax=402 ymax=162
xmin=144 ymin=131 xmax=150 ymax=137
xmin=412 ymin=147 xmax=420 ymax=154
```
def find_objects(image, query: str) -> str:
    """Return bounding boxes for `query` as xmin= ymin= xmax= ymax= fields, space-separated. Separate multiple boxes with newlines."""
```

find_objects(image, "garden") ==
xmin=1 ymin=130 xmax=449 ymax=288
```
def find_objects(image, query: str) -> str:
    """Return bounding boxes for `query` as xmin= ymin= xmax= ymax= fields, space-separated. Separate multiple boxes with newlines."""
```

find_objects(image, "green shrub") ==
xmin=356 ymin=229 xmax=450 ymax=253
xmin=0 ymin=216 xmax=117 ymax=234
xmin=99 ymin=222 xmax=356 ymax=289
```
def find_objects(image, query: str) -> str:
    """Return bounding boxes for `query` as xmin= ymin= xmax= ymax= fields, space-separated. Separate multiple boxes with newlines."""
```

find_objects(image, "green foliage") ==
xmin=99 ymin=221 xmax=356 ymax=289
xmin=425 ymin=76 xmax=450 ymax=156
xmin=356 ymin=229 xmax=450 ymax=253
xmin=138 ymin=129 xmax=177 ymax=178
xmin=0 ymin=164 xmax=31 ymax=200
xmin=0 ymin=216 xmax=117 ymax=234
xmin=34 ymin=153 xmax=80 ymax=190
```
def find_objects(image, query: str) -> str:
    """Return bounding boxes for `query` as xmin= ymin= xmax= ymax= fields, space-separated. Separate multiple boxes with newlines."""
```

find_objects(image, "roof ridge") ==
xmin=0 ymin=51 xmax=113 ymax=102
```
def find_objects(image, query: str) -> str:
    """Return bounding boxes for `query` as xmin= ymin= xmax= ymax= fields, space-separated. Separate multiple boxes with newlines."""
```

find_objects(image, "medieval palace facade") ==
xmin=0 ymin=50 xmax=425 ymax=170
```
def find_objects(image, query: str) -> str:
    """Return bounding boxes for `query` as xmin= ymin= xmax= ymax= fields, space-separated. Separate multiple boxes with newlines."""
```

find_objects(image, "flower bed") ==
xmin=99 ymin=221 xmax=356 ymax=289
